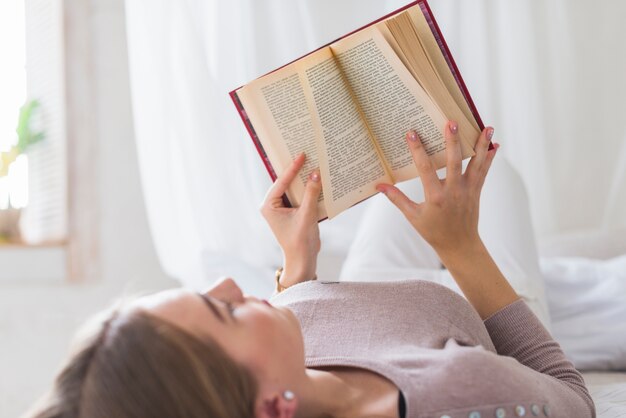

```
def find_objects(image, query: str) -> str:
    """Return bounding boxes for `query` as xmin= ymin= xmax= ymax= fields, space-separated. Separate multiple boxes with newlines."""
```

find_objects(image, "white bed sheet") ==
xmin=584 ymin=372 xmax=626 ymax=418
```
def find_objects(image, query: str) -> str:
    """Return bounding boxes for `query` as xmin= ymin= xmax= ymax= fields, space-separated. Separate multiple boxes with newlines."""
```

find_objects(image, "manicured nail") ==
xmin=486 ymin=127 xmax=494 ymax=141
xmin=406 ymin=131 xmax=418 ymax=142
xmin=449 ymin=121 xmax=458 ymax=135
xmin=310 ymin=170 xmax=320 ymax=182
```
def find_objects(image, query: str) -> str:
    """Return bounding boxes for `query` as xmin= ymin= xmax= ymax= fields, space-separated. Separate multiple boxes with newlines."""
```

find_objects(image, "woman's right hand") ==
xmin=376 ymin=121 xmax=497 ymax=258
xmin=378 ymin=121 xmax=522 ymax=320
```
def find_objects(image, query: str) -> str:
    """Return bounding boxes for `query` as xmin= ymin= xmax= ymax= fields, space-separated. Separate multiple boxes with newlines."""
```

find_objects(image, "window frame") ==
xmin=64 ymin=0 xmax=100 ymax=282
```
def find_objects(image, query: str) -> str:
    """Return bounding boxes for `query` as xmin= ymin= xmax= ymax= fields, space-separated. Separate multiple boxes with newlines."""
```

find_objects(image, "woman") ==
xmin=27 ymin=122 xmax=595 ymax=418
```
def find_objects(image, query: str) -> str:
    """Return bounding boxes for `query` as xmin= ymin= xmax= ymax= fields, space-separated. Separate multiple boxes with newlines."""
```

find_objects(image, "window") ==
xmin=1 ymin=0 xmax=67 ymax=246
xmin=0 ymin=0 xmax=72 ymax=283
xmin=0 ymin=1 xmax=28 ymax=217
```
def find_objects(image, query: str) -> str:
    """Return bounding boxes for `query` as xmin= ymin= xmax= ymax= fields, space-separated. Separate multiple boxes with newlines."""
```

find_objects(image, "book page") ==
xmin=407 ymin=6 xmax=479 ymax=131
xmin=331 ymin=26 xmax=451 ymax=183
xmin=385 ymin=11 xmax=479 ymax=150
xmin=374 ymin=7 xmax=479 ymax=150
xmin=297 ymin=49 xmax=392 ymax=219
xmin=237 ymin=55 xmax=328 ymax=219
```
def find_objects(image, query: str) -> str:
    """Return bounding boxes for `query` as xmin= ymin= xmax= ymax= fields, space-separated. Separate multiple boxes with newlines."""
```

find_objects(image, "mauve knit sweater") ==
xmin=270 ymin=280 xmax=595 ymax=418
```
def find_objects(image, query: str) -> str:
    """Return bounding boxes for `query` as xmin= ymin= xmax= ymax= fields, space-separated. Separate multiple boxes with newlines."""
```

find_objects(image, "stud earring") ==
xmin=282 ymin=390 xmax=295 ymax=401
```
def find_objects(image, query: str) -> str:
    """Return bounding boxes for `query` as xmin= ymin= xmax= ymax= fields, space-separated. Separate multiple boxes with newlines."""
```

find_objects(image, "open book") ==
xmin=230 ymin=0 xmax=483 ymax=220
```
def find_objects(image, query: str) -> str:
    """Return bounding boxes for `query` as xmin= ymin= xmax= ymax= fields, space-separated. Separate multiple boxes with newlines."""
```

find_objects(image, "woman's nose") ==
xmin=205 ymin=277 xmax=245 ymax=303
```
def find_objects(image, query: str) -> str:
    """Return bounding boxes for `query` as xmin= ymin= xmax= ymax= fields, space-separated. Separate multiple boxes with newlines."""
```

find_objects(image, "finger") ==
xmin=466 ymin=127 xmax=494 ymax=179
xmin=406 ymin=130 xmax=442 ymax=196
xmin=476 ymin=143 xmax=499 ymax=191
xmin=265 ymin=153 xmax=306 ymax=202
xmin=377 ymin=183 xmax=420 ymax=218
xmin=444 ymin=121 xmax=462 ymax=183
xmin=300 ymin=169 xmax=322 ymax=216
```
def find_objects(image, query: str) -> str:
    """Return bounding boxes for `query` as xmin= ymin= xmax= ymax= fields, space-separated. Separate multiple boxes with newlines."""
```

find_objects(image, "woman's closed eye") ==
xmin=198 ymin=293 xmax=235 ymax=323
xmin=225 ymin=302 xmax=236 ymax=319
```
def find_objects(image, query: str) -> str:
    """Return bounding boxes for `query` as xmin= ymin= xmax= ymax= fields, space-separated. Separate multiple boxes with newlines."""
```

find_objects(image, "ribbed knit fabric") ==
xmin=270 ymin=280 xmax=595 ymax=418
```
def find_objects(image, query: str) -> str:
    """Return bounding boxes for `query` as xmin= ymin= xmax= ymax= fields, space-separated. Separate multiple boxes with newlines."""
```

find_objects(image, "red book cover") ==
xmin=230 ymin=0 xmax=483 ymax=203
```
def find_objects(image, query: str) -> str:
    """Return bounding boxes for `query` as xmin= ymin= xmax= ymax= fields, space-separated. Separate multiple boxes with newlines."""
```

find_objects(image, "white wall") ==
xmin=0 ymin=1 xmax=175 ymax=417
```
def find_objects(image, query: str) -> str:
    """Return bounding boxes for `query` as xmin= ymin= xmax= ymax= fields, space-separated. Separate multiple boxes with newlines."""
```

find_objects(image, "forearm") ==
xmin=485 ymin=300 xmax=595 ymax=417
xmin=279 ymin=253 xmax=318 ymax=289
xmin=438 ymin=239 xmax=520 ymax=320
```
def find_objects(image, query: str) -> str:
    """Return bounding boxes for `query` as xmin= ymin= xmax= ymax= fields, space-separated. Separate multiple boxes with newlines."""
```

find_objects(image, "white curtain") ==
xmin=125 ymin=0 xmax=626 ymax=294
xmin=428 ymin=1 xmax=626 ymax=236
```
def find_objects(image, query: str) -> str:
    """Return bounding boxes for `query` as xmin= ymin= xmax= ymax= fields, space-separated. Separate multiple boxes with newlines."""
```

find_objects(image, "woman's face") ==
xmin=129 ymin=278 xmax=306 ymax=397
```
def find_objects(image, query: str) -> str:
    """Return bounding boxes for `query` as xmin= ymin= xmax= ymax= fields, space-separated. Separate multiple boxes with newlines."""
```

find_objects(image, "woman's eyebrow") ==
xmin=197 ymin=293 xmax=225 ymax=322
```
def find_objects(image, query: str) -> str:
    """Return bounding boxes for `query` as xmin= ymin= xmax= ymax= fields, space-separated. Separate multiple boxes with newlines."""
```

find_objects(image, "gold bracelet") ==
xmin=275 ymin=267 xmax=287 ymax=293
xmin=275 ymin=267 xmax=318 ymax=293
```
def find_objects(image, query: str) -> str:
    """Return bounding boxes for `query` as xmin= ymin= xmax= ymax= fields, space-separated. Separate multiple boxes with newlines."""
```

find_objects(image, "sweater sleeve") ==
xmin=484 ymin=299 xmax=595 ymax=418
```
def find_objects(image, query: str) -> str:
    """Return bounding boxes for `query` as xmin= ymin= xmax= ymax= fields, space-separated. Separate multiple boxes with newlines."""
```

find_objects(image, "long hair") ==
xmin=24 ymin=309 xmax=258 ymax=418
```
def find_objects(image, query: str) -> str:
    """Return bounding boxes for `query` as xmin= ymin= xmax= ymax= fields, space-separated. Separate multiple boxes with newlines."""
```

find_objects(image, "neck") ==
xmin=293 ymin=367 xmax=391 ymax=418
xmin=293 ymin=368 xmax=359 ymax=418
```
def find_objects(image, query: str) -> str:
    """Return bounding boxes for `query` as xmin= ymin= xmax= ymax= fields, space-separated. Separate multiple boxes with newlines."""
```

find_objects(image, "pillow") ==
xmin=542 ymin=255 xmax=626 ymax=370
xmin=539 ymin=227 xmax=626 ymax=260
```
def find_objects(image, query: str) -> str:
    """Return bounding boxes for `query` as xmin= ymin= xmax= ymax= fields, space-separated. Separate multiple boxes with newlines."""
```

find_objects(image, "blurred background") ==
xmin=0 ymin=1 xmax=625 ymax=416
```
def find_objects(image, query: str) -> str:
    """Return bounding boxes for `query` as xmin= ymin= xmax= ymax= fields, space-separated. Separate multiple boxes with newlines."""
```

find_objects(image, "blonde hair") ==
xmin=25 ymin=309 xmax=258 ymax=418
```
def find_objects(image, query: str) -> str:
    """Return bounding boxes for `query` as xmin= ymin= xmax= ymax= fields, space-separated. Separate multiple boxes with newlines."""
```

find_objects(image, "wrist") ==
xmin=434 ymin=237 xmax=520 ymax=319
xmin=280 ymin=258 xmax=317 ymax=288
xmin=436 ymin=237 xmax=487 ymax=268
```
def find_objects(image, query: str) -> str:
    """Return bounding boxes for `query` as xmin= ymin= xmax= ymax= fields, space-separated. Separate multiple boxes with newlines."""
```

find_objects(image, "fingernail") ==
xmin=310 ymin=170 xmax=320 ymax=182
xmin=486 ymin=127 xmax=494 ymax=141
xmin=376 ymin=185 xmax=388 ymax=194
xmin=406 ymin=130 xmax=418 ymax=142
xmin=449 ymin=121 xmax=458 ymax=135
xmin=494 ymin=142 xmax=500 ymax=151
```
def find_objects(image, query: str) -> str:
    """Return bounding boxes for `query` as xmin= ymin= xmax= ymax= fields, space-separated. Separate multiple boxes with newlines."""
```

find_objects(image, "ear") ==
xmin=255 ymin=392 xmax=298 ymax=418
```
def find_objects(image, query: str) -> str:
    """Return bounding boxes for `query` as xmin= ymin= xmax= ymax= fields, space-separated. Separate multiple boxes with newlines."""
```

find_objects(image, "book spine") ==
xmin=229 ymin=90 xmax=278 ymax=182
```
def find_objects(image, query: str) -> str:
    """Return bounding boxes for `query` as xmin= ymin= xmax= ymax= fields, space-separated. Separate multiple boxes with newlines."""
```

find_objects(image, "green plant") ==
xmin=0 ymin=99 xmax=45 ymax=177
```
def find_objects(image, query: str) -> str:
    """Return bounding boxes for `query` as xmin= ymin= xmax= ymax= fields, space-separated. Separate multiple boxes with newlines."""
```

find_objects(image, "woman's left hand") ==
xmin=260 ymin=153 xmax=322 ymax=288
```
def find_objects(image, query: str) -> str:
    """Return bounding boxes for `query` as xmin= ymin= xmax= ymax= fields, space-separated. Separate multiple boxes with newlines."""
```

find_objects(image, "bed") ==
xmin=541 ymin=246 xmax=626 ymax=418
xmin=584 ymin=372 xmax=626 ymax=417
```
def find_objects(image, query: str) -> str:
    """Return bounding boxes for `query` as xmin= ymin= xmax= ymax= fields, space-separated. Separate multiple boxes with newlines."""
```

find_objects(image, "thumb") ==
xmin=300 ymin=169 xmax=322 ymax=215
xmin=377 ymin=184 xmax=419 ymax=216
